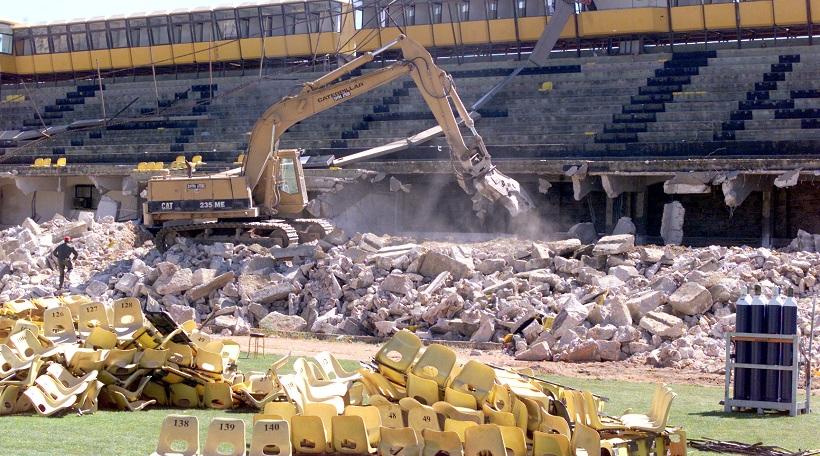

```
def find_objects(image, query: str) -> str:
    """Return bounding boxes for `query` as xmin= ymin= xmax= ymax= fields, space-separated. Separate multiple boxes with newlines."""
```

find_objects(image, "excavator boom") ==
xmin=241 ymin=35 xmax=534 ymax=217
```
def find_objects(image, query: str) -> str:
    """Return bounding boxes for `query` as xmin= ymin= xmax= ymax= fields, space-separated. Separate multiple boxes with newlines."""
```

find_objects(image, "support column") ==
xmin=635 ymin=191 xmax=647 ymax=239
xmin=762 ymin=190 xmax=772 ymax=248
xmin=605 ymin=197 xmax=615 ymax=234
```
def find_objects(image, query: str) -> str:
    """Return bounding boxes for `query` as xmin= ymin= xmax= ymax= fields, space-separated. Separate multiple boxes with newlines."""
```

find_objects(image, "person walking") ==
xmin=52 ymin=236 xmax=79 ymax=289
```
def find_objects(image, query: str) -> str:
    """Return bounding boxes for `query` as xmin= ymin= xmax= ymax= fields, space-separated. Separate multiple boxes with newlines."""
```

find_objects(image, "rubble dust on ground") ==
xmin=2 ymin=214 xmax=819 ymax=374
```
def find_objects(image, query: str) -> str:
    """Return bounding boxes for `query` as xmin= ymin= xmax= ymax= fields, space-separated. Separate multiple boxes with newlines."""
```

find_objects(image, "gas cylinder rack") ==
xmin=723 ymin=331 xmax=809 ymax=416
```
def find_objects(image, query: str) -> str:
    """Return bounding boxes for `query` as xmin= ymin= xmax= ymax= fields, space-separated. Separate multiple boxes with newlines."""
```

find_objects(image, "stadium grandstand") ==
xmin=0 ymin=0 xmax=819 ymax=246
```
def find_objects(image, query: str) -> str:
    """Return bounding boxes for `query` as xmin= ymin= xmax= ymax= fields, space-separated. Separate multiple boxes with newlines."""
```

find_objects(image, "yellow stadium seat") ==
xmin=104 ymin=349 xmax=138 ymax=375
xmin=464 ymin=424 xmax=506 ymax=456
xmin=500 ymin=426 xmax=527 ymax=456
xmin=191 ymin=155 xmax=204 ymax=165
xmin=571 ymin=423 xmax=601 ymax=456
xmin=264 ymin=401 xmax=298 ymax=422
xmin=77 ymin=379 xmax=103 ymax=414
xmin=195 ymin=348 xmax=224 ymax=375
xmin=379 ymin=426 xmax=422 ymax=456
xmin=303 ymin=402 xmax=337 ymax=442
xmin=9 ymin=329 xmax=56 ymax=359
xmin=251 ymin=419 xmax=291 ymax=456
xmin=35 ymin=372 xmax=89 ymax=398
xmin=344 ymin=405 xmax=382 ymax=447
xmin=112 ymin=298 xmax=144 ymax=339
xmin=64 ymin=347 xmax=106 ymax=375
xmin=433 ymin=401 xmax=483 ymax=424
xmin=541 ymin=414 xmax=571 ymax=437
xmin=368 ymin=395 xmax=404 ymax=428
xmin=135 ymin=162 xmax=148 ymax=171
xmin=31 ymin=158 xmax=44 ymax=167
xmin=54 ymin=157 xmax=67 ymax=167
xmin=291 ymin=415 xmax=329 ymax=454
xmin=443 ymin=418 xmax=477 ymax=443
xmin=314 ymin=351 xmax=361 ymax=382
xmin=41 ymin=158 xmax=52 ymax=167
xmin=59 ymin=294 xmax=91 ymax=320
xmin=412 ymin=344 xmax=457 ymax=387
xmin=401 ymin=397 xmax=441 ymax=434
xmin=443 ymin=387 xmax=477 ymax=410
xmin=482 ymin=403 xmax=516 ymax=427
xmin=538 ymin=81 xmax=554 ymax=92
xmin=152 ymin=414 xmax=200 ymax=456
xmin=332 ymin=415 xmax=377 ymax=454
xmin=203 ymin=418 xmax=246 ymax=456
xmin=358 ymin=369 xmax=406 ymax=402
xmin=407 ymin=372 xmax=439 ymax=405
xmin=83 ymin=326 xmax=118 ymax=349
xmin=234 ymin=154 xmax=245 ymax=165
xmin=169 ymin=383 xmax=200 ymax=408
xmin=138 ymin=348 xmax=169 ymax=369
xmin=165 ymin=342 xmax=194 ymax=368
xmin=143 ymin=381 xmax=169 ymax=406
xmin=5 ymin=298 xmax=36 ymax=314
xmin=532 ymin=431 xmax=571 ymax=456
xmin=421 ymin=429 xmax=462 ymax=456
xmin=109 ymin=389 xmax=155 ymax=412
xmin=23 ymin=384 xmax=77 ymax=416
xmin=447 ymin=360 xmax=495 ymax=406
xmin=0 ymin=385 xmax=21 ymax=415
xmin=77 ymin=302 xmax=111 ymax=338
xmin=204 ymin=382 xmax=234 ymax=409
xmin=374 ymin=329 xmax=421 ymax=374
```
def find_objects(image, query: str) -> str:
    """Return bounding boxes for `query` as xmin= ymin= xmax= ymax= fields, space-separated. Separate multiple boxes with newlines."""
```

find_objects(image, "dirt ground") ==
xmin=223 ymin=334 xmax=729 ymax=387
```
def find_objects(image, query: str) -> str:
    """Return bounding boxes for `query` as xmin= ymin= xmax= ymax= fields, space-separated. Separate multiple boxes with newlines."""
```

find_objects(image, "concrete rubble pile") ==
xmin=1 ymin=214 xmax=819 ymax=373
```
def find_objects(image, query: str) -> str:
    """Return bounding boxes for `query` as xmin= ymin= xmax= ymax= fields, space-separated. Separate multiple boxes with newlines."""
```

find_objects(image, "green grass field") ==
xmin=1 ymin=354 xmax=817 ymax=455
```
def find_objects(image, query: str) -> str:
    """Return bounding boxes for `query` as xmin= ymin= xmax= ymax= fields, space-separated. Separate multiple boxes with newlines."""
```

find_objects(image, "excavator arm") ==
xmin=241 ymin=35 xmax=534 ymax=218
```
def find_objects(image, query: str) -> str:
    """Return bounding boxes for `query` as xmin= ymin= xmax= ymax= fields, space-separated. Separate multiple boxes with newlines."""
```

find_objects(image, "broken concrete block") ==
xmin=167 ymin=304 xmax=195 ymax=324
xmin=154 ymin=268 xmax=194 ymax=295
xmin=389 ymin=176 xmax=411 ymax=193
xmin=538 ymin=178 xmax=552 ymax=194
xmin=192 ymin=268 xmax=217 ymax=287
xmin=418 ymin=251 xmax=473 ymax=280
xmin=625 ymin=290 xmax=665 ymax=320
xmin=563 ymin=340 xmax=600 ymax=362
xmin=593 ymin=234 xmax=634 ymax=256
xmin=270 ymin=244 xmax=317 ymax=260
xmin=259 ymin=312 xmax=307 ymax=332
xmin=54 ymin=221 xmax=88 ymax=242
xmin=639 ymin=311 xmax=686 ymax=338
xmin=252 ymin=281 xmax=300 ymax=304
xmin=477 ymin=258 xmax=506 ymax=275
xmin=660 ymin=201 xmax=685 ymax=245
xmin=588 ymin=324 xmax=618 ymax=341
xmin=596 ymin=340 xmax=621 ymax=361
xmin=609 ymin=265 xmax=640 ymax=282
xmin=114 ymin=272 xmax=140 ymax=295
xmin=469 ymin=314 xmax=496 ymax=343
xmin=669 ymin=282 xmax=713 ymax=315
xmin=187 ymin=271 xmax=236 ymax=301
xmin=567 ymin=222 xmax=598 ymax=245
xmin=359 ymin=233 xmax=385 ymax=252
xmin=594 ymin=274 xmax=624 ymax=290
xmin=380 ymin=273 xmax=414 ymax=295
xmin=22 ymin=218 xmax=41 ymax=236
xmin=612 ymin=217 xmax=636 ymax=236
xmin=640 ymin=247 xmax=665 ymax=263
xmin=515 ymin=341 xmax=552 ymax=361
xmin=546 ymin=239 xmax=581 ymax=257
xmin=774 ymin=169 xmax=800 ymax=188
xmin=85 ymin=279 xmax=109 ymax=298
xmin=606 ymin=297 xmax=633 ymax=327
xmin=551 ymin=296 xmax=589 ymax=339
xmin=95 ymin=196 xmax=120 ymax=221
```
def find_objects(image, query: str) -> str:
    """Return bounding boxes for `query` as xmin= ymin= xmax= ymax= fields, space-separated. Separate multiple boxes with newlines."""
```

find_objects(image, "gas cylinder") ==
xmin=780 ymin=288 xmax=798 ymax=403
xmin=763 ymin=287 xmax=783 ymax=402
xmin=749 ymin=285 xmax=766 ymax=402
xmin=733 ymin=286 xmax=752 ymax=401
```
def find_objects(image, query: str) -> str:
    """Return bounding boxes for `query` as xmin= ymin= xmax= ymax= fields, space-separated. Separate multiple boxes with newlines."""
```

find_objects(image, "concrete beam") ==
xmin=572 ymin=174 xmax=602 ymax=201
xmin=721 ymin=174 xmax=771 ymax=208
xmin=663 ymin=172 xmax=714 ymax=194
xmin=89 ymin=176 xmax=124 ymax=193
xmin=600 ymin=175 xmax=666 ymax=198
xmin=774 ymin=169 xmax=801 ymax=188
xmin=14 ymin=176 xmax=61 ymax=194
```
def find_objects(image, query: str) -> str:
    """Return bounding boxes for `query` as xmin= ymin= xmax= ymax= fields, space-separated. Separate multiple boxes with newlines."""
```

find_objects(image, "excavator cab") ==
xmin=266 ymin=149 xmax=308 ymax=217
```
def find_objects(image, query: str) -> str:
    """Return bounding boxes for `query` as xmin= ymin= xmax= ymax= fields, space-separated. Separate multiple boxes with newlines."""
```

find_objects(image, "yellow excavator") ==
xmin=143 ymin=35 xmax=534 ymax=251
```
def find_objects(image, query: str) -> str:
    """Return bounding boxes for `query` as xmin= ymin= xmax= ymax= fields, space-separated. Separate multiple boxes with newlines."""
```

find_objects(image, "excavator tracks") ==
xmin=155 ymin=220 xmax=301 ymax=252
xmin=291 ymin=218 xmax=335 ymax=243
